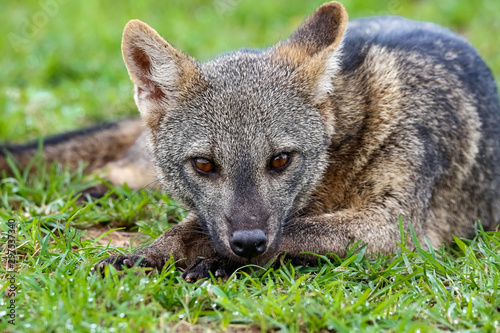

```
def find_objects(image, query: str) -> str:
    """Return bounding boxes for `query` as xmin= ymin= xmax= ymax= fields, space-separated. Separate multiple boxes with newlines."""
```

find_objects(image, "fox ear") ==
xmin=274 ymin=1 xmax=348 ymax=103
xmin=281 ymin=1 xmax=347 ymax=57
xmin=122 ymin=20 xmax=200 ymax=128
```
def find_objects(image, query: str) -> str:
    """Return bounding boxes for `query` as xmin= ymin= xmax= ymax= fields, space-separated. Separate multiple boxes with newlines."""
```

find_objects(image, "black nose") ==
xmin=230 ymin=229 xmax=268 ymax=259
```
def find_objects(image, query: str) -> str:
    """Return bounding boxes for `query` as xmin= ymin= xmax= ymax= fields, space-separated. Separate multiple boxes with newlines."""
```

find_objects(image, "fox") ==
xmin=2 ymin=1 xmax=499 ymax=281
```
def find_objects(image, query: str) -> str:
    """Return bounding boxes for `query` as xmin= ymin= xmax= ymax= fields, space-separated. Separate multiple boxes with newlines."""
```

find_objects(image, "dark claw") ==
xmin=183 ymin=272 xmax=197 ymax=283
xmin=123 ymin=259 xmax=133 ymax=267
xmin=181 ymin=257 xmax=236 ymax=282
xmin=215 ymin=268 xmax=227 ymax=278
xmin=93 ymin=255 xmax=156 ymax=278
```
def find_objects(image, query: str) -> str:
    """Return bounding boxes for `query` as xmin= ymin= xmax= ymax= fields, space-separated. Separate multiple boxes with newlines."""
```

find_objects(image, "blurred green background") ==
xmin=2 ymin=0 xmax=499 ymax=142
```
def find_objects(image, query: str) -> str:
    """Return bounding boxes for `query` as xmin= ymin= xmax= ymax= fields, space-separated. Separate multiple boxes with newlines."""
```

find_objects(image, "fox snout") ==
xmin=225 ymin=207 xmax=272 ymax=260
xmin=229 ymin=229 xmax=268 ymax=259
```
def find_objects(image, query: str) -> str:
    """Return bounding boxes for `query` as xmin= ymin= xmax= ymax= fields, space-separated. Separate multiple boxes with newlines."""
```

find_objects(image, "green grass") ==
xmin=1 ymin=0 xmax=500 ymax=332
xmin=1 ymin=163 xmax=499 ymax=332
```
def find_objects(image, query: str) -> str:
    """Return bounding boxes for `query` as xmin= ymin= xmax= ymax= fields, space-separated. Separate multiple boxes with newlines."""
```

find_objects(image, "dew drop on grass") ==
xmin=178 ymin=314 xmax=184 ymax=319
xmin=50 ymin=292 xmax=55 ymax=296
xmin=0 ymin=311 xmax=6 ymax=316
xmin=52 ymin=306 xmax=56 ymax=310
xmin=118 ymin=323 xmax=127 ymax=328
xmin=109 ymin=328 xmax=115 ymax=332
xmin=454 ymin=320 xmax=458 ymax=324
xmin=120 ymin=313 xmax=125 ymax=318
xmin=232 ymin=311 xmax=239 ymax=316
xmin=25 ymin=324 xmax=31 ymax=328
xmin=69 ymin=278 xmax=73 ymax=282
xmin=19 ymin=314 xmax=24 ymax=318
xmin=88 ymin=297 xmax=94 ymax=302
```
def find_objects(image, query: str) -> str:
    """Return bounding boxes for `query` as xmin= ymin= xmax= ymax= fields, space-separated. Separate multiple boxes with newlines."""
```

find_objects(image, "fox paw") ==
xmin=91 ymin=255 xmax=155 ymax=277
xmin=181 ymin=257 xmax=237 ymax=282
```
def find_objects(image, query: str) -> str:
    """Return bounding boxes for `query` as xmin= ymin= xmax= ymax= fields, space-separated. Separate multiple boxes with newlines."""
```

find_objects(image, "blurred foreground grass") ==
xmin=1 ymin=0 xmax=499 ymax=142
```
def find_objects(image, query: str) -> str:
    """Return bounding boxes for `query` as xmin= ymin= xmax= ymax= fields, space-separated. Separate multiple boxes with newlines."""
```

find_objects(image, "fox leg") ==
xmin=275 ymin=210 xmax=407 ymax=263
xmin=94 ymin=214 xmax=223 ymax=277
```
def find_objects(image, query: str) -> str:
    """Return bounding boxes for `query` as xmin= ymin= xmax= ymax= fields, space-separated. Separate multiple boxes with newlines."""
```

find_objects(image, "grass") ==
xmin=1 ymin=0 xmax=500 ymax=332
xmin=1 ymin=163 xmax=499 ymax=332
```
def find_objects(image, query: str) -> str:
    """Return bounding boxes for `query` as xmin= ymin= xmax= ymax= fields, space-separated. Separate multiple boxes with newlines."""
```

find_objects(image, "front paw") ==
xmin=181 ymin=257 xmax=238 ymax=282
xmin=92 ymin=254 xmax=155 ymax=277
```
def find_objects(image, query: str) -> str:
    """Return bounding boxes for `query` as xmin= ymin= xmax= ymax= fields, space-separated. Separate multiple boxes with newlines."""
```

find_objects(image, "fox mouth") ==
xmin=200 ymin=212 xmax=284 ymax=263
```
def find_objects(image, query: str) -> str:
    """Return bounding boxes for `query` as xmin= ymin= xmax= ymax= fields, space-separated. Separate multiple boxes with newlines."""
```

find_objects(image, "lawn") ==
xmin=1 ymin=0 xmax=500 ymax=332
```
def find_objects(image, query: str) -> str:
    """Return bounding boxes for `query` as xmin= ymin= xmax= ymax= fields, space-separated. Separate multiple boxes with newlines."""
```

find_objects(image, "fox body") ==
xmin=3 ymin=2 xmax=499 ymax=279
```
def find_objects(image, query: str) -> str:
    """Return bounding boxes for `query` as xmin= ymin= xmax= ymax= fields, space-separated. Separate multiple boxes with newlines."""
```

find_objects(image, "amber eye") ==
xmin=193 ymin=158 xmax=215 ymax=174
xmin=270 ymin=153 xmax=291 ymax=171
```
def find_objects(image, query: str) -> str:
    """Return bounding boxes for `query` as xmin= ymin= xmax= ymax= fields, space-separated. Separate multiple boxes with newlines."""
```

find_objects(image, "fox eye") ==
xmin=270 ymin=153 xmax=291 ymax=171
xmin=192 ymin=157 xmax=215 ymax=174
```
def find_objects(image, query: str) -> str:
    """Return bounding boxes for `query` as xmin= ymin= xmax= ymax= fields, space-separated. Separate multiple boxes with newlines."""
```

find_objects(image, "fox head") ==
xmin=121 ymin=2 xmax=348 ymax=263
